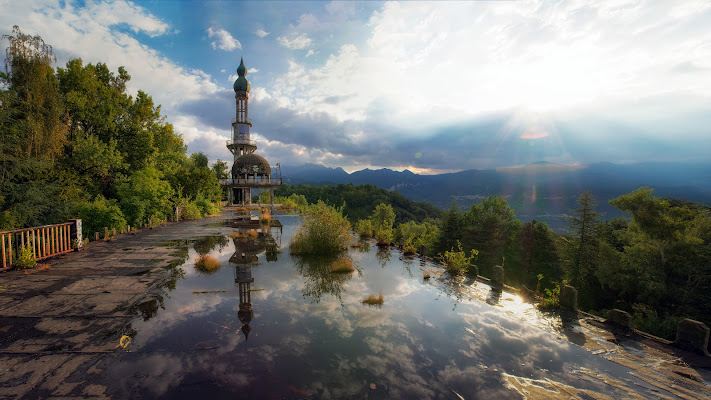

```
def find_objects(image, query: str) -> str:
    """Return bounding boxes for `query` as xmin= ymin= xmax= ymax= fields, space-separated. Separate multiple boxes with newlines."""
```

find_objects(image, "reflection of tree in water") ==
xmin=357 ymin=240 xmax=371 ymax=253
xmin=193 ymin=235 xmax=229 ymax=255
xmin=293 ymin=254 xmax=359 ymax=305
xmin=377 ymin=246 xmax=392 ymax=268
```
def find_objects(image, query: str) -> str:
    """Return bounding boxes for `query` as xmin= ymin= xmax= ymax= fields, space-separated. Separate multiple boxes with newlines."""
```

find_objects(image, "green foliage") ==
xmin=117 ymin=166 xmax=173 ymax=226
xmin=73 ymin=195 xmax=127 ymax=239
xmin=441 ymin=240 xmax=478 ymax=276
xmin=564 ymin=191 xmax=603 ymax=305
xmin=538 ymin=280 xmax=567 ymax=310
xmin=355 ymin=219 xmax=373 ymax=238
xmin=459 ymin=195 xmax=520 ymax=278
xmin=371 ymin=203 xmax=395 ymax=245
xmin=180 ymin=201 xmax=202 ymax=220
xmin=395 ymin=220 xmax=439 ymax=252
xmin=290 ymin=201 xmax=352 ymax=256
xmin=15 ymin=243 xmax=37 ymax=269
xmin=275 ymin=183 xmax=443 ymax=223
xmin=194 ymin=194 xmax=219 ymax=216
xmin=434 ymin=201 xmax=463 ymax=255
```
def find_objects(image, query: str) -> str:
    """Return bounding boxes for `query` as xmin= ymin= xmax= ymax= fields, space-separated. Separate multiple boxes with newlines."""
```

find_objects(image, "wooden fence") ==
xmin=1 ymin=222 xmax=76 ymax=271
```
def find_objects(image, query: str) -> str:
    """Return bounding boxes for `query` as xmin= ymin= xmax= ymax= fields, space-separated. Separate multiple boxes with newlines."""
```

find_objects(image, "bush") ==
xmin=395 ymin=220 xmax=439 ymax=252
xmin=194 ymin=254 xmax=221 ymax=274
xmin=181 ymin=201 xmax=202 ymax=220
xmin=290 ymin=201 xmax=351 ymax=256
xmin=73 ymin=195 xmax=128 ymax=240
xmin=402 ymin=239 xmax=417 ymax=255
xmin=194 ymin=195 xmax=219 ymax=216
xmin=15 ymin=244 xmax=37 ymax=269
xmin=355 ymin=219 xmax=373 ymax=238
xmin=441 ymin=240 xmax=478 ymax=276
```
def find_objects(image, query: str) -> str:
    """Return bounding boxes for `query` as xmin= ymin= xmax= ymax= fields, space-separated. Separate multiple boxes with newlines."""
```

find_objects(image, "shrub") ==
xmin=355 ymin=219 xmax=373 ymax=238
xmin=330 ymin=256 xmax=355 ymax=273
xmin=441 ymin=241 xmax=478 ymax=276
xmin=15 ymin=244 xmax=37 ymax=269
xmin=402 ymin=239 xmax=417 ymax=255
xmin=181 ymin=201 xmax=202 ymax=220
xmin=194 ymin=254 xmax=221 ymax=274
xmin=290 ymin=201 xmax=351 ymax=256
xmin=194 ymin=195 xmax=219 ymax=216
xmin=73 ymin=195 xmax=127 ymax=240
xmin=537 ymin=280 xmax=566 ymax=310
xmin=362 ymin=292 xmax=384 ymax=306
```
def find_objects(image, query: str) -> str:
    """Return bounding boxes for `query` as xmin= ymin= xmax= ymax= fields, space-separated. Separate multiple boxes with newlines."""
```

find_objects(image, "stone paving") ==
xmin=0 ymin=213 xmax=234 ymax=399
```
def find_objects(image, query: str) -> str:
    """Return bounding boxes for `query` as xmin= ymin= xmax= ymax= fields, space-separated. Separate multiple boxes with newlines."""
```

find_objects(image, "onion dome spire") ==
xmin=233 ymin=57 xmax=250 ymax=93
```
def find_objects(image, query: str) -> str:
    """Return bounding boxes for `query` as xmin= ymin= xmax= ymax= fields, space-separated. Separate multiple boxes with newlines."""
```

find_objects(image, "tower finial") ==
xmin=237 ymin=57 xmax=247 ymax=77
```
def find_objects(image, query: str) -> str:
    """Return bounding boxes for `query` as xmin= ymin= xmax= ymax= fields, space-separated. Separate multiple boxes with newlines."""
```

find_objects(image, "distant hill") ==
xmin=279 ymin=162 xmax=711 ymax=231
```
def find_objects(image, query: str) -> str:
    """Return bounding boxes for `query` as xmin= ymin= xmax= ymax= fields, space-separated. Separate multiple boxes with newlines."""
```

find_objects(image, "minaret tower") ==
xmin=221 ymin=58 xmax=282 ymax=205
xmin=228 ymin=58 xmax=256 ymax=158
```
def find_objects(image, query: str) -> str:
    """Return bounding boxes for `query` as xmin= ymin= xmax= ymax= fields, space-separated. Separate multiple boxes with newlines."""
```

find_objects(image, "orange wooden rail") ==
xmin=1 ymin=222 xmax=74 ymax=271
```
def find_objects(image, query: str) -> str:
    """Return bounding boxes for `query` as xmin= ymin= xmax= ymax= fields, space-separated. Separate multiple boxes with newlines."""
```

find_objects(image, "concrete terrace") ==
xmin=0 ymin=208 xmax=709 ymax=399
xmin=0 ymin=212 xmax=235 ymax=399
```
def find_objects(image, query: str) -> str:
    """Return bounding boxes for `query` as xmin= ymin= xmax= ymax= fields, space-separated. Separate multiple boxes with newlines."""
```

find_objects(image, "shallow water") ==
xmin=106 ymin=214 xmax=669 ymax=399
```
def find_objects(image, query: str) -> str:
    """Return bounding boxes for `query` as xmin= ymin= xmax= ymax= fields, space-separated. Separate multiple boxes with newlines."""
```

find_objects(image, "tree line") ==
xmin=0 ymin=26 xmax=224 ymax=237
xmin=276 ymin=183 xmax=711 ymax=340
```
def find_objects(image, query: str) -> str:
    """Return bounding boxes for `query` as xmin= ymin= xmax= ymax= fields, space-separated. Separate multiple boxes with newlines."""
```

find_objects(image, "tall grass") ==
xmin=290 ymin=201 xmax=351 ymax=256
xmin=362 ymin=292 xmax=384 ymax=306
xmin=194 ymin=254 xmax=221 ymax=274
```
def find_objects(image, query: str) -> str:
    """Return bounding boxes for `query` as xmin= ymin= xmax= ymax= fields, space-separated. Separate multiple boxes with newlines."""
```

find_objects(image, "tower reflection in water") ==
xmin=228 ymin=210 xmax=282 ymax=340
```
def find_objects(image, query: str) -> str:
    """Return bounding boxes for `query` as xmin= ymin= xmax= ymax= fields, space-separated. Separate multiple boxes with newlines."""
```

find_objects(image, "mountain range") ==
xmin=277 ymin=162 xmax=711 ymax=231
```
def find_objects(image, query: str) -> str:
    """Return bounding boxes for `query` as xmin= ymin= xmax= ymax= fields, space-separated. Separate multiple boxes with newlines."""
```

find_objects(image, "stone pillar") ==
xmin=607 ymin=309 xmax=632 ymax=328
xmin=675 ymin=319 xmax=710 ymax=356
xmin=104 ymin=227 xmax=109 ymax=240
xmin=491 ymin=265 xmax=504 ymax=289
xmin=470 ymin=264 xmax=479 ymax=278
xmin=559 ymin=285 xmax=578 ymax=311
xmin=68 ymin=219 xmax=83 ymax=248
xmin=420 ymin=245 xmax=427 ymax=258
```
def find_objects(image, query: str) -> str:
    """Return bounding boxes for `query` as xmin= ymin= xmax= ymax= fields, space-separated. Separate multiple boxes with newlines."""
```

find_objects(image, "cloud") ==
xmin=254 ymin=29 xmax=269 ymax=38
xmin=277 ymin=33 xmax=312 ymax=49
xmin=207 ymin=27 xmax=241 ymax=51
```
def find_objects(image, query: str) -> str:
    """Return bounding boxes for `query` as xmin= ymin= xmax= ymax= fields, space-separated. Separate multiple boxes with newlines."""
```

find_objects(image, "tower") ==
xmin=221 ymin=58 xmax=282 ymax=205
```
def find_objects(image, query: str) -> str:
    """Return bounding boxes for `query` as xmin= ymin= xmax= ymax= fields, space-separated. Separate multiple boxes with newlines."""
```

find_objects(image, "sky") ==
xmin=1 ymin=0 xmax=710 ymax=174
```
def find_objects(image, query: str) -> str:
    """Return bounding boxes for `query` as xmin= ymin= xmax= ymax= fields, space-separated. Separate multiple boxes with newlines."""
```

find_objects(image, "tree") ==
xmin=1 ymin=25 xmax=66 ymax=159
xmin=371 ymin=203 xmax=395 ymax=244
xmin=434 ymin=201 xmax=463 ymax=255
xmin=518 ymin=219 xmax=561 ymax=288
xmin=461 ymin=195 xmax=520 ymax=276
xmin=211 ymin=159 xmax=229 ymax=180
xmin=564 ymin=190 xmax=602 ymax=305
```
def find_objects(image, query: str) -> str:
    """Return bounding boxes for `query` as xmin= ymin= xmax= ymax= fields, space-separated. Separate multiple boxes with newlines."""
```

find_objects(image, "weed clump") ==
xmin=330 ymin=257 xmax=355 ymax=273
xmin=440 ymin=241 xmax=478 ymax=276
xmin=290 ymin=201 xmax=351 ymax=256
xmin=15 ymin=244 xmax=37 ymax=269
xmin=194 ymin=254 xmax=221 ymax=274
xmin=423 ymin=272 xmax=431 ymax=280
xmin=362 ymin=292 xmax=384 ymax=306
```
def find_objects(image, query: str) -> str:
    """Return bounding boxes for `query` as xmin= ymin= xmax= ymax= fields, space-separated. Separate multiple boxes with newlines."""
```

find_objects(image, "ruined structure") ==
xmin=221 ymin=58 xmax=281 ymax=205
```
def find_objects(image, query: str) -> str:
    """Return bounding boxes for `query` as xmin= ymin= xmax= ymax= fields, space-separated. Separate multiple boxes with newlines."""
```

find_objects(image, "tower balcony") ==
xmin=232 ymin=118 xmax=253 ymax=126
xmin=219 ymin=177 xmax=283 ymax=188
xmin=226 ymin=139 xmax=256 ymax=147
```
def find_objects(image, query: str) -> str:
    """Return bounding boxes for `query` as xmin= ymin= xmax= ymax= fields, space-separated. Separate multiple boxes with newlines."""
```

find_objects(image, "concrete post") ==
xmin=68 ymin=219 xmax=82 ymax=248
xmin=607 ymin=309 xmax=632 ymax=328
xmin=491 ymin=265 xmax=504 ymax=289
xmin=95 ymin=232 xmax=99 ymax=241
xmin=420 ymin=245 xmax=427 ymax=258
xmin=104 ymin=227 xmax=109 ymax=241
xmin=675 ymin=319 xmax=710 ymax=356
xmin=559 ymin=285 xmax=578 ymax=311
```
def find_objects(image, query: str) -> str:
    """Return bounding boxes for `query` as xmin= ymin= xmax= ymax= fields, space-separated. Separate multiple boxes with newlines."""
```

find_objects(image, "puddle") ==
xmin=105 ymin=214 xmax=684 ymax=399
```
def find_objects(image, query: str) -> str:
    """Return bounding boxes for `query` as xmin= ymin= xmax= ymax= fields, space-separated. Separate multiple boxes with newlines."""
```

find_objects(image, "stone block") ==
xmin=675 ymin=319 xmax=710 ymax=356
xmin=491 ymin=265 xmax=504 ymax=289
xmin=607 ymin=309 xmax=632 ymax=328
xmin=559 ymin=285 xmax=578 ymax=311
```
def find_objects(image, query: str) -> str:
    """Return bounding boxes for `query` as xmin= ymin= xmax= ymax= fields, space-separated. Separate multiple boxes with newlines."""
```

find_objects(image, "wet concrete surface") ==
xmin=1 ymin=208 xmax=710 ymax=399
xmin=0 ymin=213 xmax=233 ymax=399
